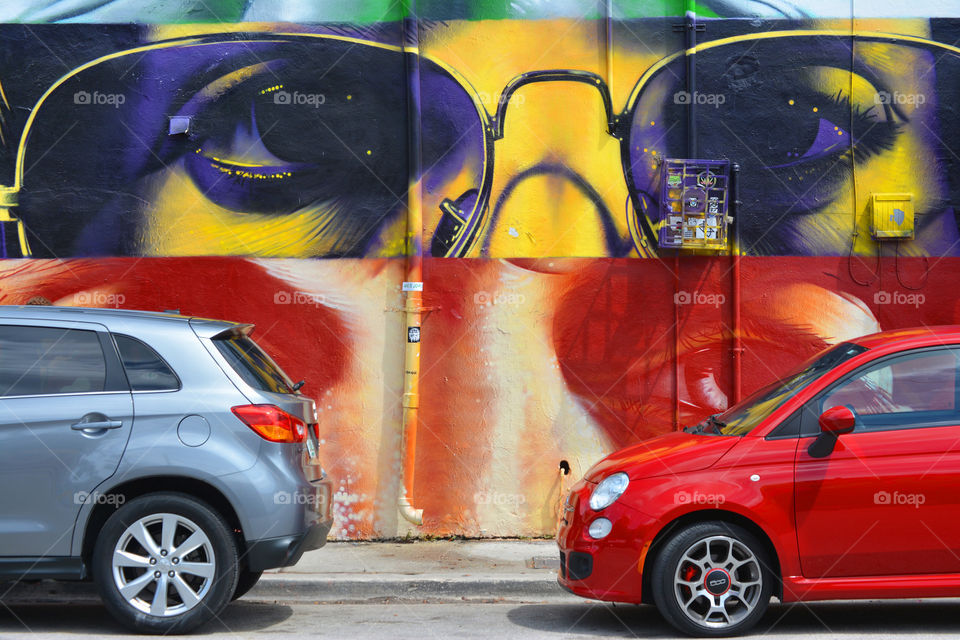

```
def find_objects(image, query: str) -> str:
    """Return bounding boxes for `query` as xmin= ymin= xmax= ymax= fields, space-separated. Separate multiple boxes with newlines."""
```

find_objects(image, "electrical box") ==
xmin=871 ymin=193 xmax=914 ymax=240
xmin=658 ymin=159 xmax=731 ymax=250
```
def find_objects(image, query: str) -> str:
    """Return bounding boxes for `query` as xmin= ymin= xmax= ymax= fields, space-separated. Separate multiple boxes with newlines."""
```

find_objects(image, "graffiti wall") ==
xmin=1 ymin=1 xmax=959 ymax=538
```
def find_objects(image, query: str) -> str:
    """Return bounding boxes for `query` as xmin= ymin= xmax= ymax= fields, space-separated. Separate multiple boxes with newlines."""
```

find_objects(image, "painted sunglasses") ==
xmin=1 ymin=29 xmax=958 ymax=259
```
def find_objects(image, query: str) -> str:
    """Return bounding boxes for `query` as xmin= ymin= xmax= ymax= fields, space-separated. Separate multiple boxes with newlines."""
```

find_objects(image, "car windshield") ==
xmin=685 ymin=341 xmax=868 ymax=436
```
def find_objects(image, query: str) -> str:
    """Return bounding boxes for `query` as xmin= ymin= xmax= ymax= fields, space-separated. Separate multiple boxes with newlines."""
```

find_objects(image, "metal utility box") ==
xmin=871 ymin=193 xmax=914 ymax=240
xmin=658 ymin=159 xmax=731 ymax=250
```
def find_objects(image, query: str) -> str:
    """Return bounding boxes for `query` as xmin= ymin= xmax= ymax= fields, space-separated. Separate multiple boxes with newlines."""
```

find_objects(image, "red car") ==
xmin=558 ymin=326 xmax=960 ymax=636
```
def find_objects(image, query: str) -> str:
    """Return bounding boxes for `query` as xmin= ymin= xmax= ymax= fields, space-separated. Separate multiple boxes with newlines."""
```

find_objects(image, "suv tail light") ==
xmin=232 ymin=404 xmax=306 ymax=443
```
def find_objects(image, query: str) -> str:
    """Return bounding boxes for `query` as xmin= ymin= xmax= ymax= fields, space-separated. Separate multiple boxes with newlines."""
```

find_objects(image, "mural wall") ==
xmin=0 ymin=0 xmax=959 ymax=538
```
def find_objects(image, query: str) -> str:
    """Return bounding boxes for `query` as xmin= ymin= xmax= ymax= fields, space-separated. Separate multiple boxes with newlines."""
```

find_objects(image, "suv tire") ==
xmin=232 ymin=569 xmax=263 ymax=601
xmin=93 ymin=492 xmax=239 ymax=634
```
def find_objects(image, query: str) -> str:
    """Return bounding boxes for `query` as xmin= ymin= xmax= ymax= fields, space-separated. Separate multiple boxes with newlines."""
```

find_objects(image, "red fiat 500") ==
xmin=558 ymin=326 xmax=960 ymax=636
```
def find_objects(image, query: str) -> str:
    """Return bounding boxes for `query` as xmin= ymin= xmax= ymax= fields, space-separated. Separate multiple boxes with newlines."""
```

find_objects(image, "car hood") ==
xmin=584 ymin=432 xmax=739 ymax=482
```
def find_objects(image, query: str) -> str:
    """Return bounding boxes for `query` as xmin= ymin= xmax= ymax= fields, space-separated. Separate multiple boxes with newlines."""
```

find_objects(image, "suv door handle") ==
xmin=71 ymin=420 xmax=123 ymax=431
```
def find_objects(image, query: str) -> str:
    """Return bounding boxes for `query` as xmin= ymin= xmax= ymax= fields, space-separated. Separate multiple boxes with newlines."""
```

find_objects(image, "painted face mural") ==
xmin=1 ymin=19 xmax=959 ymax=258
xmin=1 ymin=8 xmax=960 ymax=539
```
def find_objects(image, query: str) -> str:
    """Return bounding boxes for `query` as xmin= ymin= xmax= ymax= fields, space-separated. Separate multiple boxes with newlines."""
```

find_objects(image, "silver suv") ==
xmin=0 ymin=306 xmax=333 ymax=633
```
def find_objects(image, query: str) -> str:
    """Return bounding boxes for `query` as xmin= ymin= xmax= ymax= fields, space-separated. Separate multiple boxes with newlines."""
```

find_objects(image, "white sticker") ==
xmin=402 ymin=282 xmax=424 ymax=292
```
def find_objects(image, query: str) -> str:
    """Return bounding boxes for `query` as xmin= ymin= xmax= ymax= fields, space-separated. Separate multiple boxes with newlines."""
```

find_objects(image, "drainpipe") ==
xmin=674 ymin=253 xmax=681 ymax=430
xmin=730 ymin=164 xmax=742 ymax=403
xmin=604 ymin=0 xmax=614 ymax=103
xmin=399 ymin=7 xmax=424 ymax=526
xmin=684 ymin=2 xmax=698 ymax=157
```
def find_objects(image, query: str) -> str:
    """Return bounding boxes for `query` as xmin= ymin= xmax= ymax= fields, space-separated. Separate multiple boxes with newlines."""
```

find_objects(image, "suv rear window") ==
xmin=114 ymin=334 xmax=180 ymax=391
xmin=0 ymin=325 xmax=106 ymax=396
xmin=213 ymin=334 xmax=294 ymax=394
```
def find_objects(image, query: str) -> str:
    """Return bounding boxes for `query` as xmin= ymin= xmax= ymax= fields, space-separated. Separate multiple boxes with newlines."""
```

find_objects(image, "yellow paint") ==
xmin=140 ymin=167 xmax=405 ymax=257
xmin=421 ymin=19 xmax=665 ymax=257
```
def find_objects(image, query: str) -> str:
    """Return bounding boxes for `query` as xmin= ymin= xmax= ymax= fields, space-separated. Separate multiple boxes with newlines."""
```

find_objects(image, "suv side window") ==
xmin=0 ymin=325 xmax=107 ymax=396
xmin=815 ymin=347 xmax=960 ymax=432
xmin=113 ymin=334 xmax=180 ymax=391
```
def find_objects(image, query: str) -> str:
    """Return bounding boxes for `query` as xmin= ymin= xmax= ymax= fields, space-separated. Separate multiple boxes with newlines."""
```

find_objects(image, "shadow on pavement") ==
xmin=0 ymin=602 xmax=293 ymax=636
xmin=506 ymin=599 xmax=960 ymax=636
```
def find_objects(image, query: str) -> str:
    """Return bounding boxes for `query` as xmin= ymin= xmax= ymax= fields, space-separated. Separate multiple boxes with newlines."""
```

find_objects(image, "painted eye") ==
xmin=768 ymin=117 xmax=850 ymax=169
xmin=180 ymin=58 xmax=407 ymax=218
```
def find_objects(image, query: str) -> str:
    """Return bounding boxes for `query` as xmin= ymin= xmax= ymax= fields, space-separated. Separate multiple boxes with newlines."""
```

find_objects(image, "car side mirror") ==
xmin=808 ymin=406 xmax=856 ymax=458
xmin=818 ymin=405 xmax=856 ymax=435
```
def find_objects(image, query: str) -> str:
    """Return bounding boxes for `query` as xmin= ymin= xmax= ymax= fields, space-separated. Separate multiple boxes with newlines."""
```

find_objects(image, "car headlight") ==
xmin=588 ymin=472 xmax=629 ymax=510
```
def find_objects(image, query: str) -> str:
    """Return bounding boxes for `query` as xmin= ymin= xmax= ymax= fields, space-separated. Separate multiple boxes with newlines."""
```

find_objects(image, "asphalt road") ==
xmin=3 ymin=597 xmax=960 ymax=639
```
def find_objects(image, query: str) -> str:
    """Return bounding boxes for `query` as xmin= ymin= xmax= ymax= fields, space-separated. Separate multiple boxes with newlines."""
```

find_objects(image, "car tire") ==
xmin=92 ymin=492 xmax=239 ymax=634
xmin=650 ymin=521 xmax=773 ymax=637
xmin=231 ymin=569 xmax=263 ymax=601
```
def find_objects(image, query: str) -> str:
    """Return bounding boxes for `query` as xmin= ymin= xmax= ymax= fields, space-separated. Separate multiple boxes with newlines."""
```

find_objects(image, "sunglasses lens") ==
xmin=625 ymin=36 xmax=949 ymax=252
xmin=0 ymin=221 xmax=19 ymax=258
xmin=16 ymin=37 xmax=484 ymax=258
xmin=419 ymin=58 xmax=487 ymax=257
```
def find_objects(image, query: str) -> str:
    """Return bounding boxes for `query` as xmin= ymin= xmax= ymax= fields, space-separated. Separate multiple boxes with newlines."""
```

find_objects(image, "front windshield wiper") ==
xmin=707 ymin=414 xmax=726 ymax=434
xmin=684 ymin=414 xmax=726 ymax=435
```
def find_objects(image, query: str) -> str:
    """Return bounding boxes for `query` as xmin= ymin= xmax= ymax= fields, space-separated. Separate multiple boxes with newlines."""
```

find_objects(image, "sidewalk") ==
xmin=1 ymin=540 xmax=572 ymax=605
xmin=253 ymin=539 xmax=568 ymax=602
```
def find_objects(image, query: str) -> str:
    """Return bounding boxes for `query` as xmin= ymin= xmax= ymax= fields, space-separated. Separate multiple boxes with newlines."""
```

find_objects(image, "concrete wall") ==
xmin=1 ymin=0 xmax=959 ymax=538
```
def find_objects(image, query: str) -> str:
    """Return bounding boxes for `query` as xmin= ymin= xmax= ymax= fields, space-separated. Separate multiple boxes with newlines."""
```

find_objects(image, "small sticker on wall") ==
xmin=407 ymin=327 xmax=421 ymax=343
xmin=402 ymin=281 xmax=423 ymax=292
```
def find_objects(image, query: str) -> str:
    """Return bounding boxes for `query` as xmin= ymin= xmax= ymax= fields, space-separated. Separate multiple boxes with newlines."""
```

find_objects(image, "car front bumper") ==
xmin=556 ymin=480 xmax=652 ymax=604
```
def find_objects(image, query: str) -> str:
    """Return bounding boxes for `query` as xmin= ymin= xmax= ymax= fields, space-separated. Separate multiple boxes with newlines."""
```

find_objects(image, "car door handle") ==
xmin=71 ymin=420 xmax=123 ymax=430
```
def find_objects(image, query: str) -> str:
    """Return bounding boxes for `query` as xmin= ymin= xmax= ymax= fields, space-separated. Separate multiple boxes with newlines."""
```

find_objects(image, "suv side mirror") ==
xmin=819 ymin=405 xmax=856 ymax=435
xmin=808 ymin=405 xmax=856 ymax=458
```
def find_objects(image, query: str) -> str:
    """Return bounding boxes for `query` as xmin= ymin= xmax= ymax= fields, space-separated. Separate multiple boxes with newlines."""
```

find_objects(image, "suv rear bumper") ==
xmin=245 ymin=517 xmax=333 ymax=572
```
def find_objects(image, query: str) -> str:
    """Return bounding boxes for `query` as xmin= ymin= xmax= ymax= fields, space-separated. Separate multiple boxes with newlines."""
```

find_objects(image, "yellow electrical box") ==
xmin=871 ymin=193 xmax=914 ymax=240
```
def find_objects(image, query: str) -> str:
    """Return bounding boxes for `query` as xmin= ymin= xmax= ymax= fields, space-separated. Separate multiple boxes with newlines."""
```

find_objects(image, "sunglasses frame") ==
xmin=3 ymin=29 xmax=959 ymax=259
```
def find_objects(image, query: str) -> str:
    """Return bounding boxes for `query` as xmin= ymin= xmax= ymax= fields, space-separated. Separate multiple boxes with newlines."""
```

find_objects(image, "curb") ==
xmin=1 ymin=573 xmax=567 ymax=605
xmin=251 ymin=572 xmax=566 ymax=602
